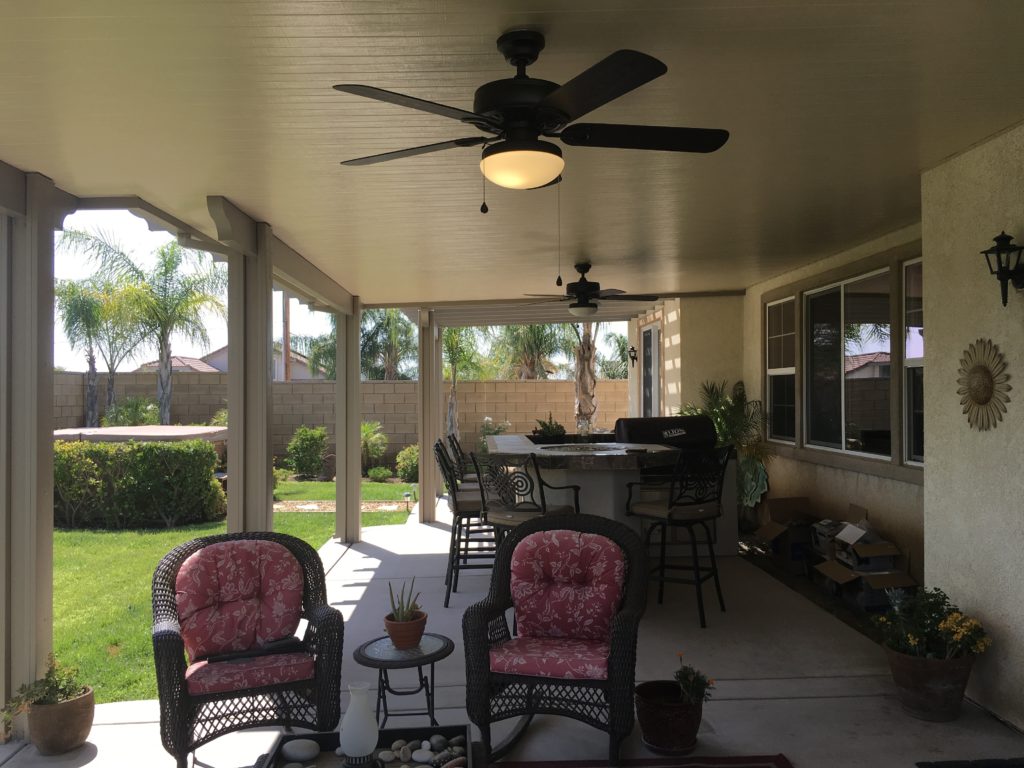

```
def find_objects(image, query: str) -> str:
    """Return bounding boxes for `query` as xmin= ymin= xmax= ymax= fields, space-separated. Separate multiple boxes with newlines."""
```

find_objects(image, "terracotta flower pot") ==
xmin=27 ymin=686 xmax=94 ymax=755
xmin=634 ymin=680 xmax=703 ymax=755
xmin=384 ymin=610 xmax=427 ymax=650
xmin=885 ymin=648 xmax=975 ymax=722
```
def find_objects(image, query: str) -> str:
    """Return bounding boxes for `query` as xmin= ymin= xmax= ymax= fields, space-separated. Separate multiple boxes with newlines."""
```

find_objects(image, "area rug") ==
xmin=917 ymin=760 xmax=1024 ymax=767
xmin=494 ymin=756 xmax=794 ymax=768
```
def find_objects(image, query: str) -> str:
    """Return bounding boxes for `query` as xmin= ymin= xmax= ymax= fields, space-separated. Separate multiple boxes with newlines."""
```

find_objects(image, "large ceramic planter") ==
xmin=384 ymin=611 xmax=427 ymax=650
xmin=886 ymin=648 xmax=975 ymax=722
xmin=634 ymin=680 xmax=703 ymax=755
xmin=27 ymin=686 xmax=94 ymax=755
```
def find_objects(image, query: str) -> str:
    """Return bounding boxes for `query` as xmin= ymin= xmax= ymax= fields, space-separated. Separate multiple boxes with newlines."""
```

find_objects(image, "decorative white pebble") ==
xmin=335 ymin=747 xmax=345 ymax=756
xmin=421 ymin=740 xmax=432 ymax=750
xmin=281 ymin=739 xmax=320 ymax=762
xmin=411 ymin=748 xmax=434 ymax=763
xmin=399 ymin=745 xmax=413 ymax=762
xmin=377 ymin=750 xmax=395 ymax=761
xmin=392 ymin=739 xmax=408 ymax=750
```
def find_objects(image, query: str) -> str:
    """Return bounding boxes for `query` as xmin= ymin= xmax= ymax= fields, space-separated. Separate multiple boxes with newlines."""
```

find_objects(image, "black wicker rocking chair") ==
xmin=463 ymin=514 xmax=647 ymax=765
xmin=152 ymin=531 xmax=344 ymax=768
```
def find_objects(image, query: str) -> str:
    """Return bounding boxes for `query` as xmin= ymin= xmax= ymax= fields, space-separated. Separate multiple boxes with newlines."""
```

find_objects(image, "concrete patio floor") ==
xmin=2 ymin=506 xmax=1023 ymax=767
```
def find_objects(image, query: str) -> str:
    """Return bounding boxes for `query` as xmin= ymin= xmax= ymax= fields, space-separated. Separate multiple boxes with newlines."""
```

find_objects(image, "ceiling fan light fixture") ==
xmin=568 ymin=300 xmax=599 ymax=317
xmin=480 ymin=139 xmax=564 ymax=190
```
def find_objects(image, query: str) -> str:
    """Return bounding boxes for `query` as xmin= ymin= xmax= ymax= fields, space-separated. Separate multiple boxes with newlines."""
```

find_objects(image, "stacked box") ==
xmin=810 ymin=519 xmax=845 ymax=559
xmin=756 ymin=496 xmax=816 ymax=576
xmin=833 ymin=524 xmax=900 ymax=572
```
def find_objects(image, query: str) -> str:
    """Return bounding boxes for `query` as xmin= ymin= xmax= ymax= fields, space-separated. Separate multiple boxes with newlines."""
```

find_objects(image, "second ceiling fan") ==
xmin=527 ymin=262 xmax=659 ymax=317
xmin=334 ymin=29 xmax=729 ymax=189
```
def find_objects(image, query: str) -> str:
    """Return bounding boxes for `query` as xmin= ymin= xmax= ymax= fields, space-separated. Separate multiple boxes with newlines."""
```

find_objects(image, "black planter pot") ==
xmin=634 ymin=680 xmax=703 ymax=755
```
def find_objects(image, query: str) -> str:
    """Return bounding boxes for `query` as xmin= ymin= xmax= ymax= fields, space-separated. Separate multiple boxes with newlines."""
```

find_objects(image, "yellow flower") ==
xmin=906 ymin=633 xmax=919 ymax=647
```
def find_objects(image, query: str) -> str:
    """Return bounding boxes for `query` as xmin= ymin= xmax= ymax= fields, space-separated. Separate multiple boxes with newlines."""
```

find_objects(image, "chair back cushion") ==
xmin=176 ymin=540 xmax=304 ymax=662
xmin=510 ymin=530 xmax=625 ymax=641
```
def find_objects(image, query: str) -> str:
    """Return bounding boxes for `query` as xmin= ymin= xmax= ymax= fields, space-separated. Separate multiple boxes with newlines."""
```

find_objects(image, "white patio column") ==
xmin=1 ymin=170 xmax=75 ymax=707
xmin=416 ymin=310 xmax=442 ymax=522
xmin=627 ymin=319 xmax=641 ymax=417
xmin=211 ymin=198 xmax=274 ymax=532
xmin=335 ymin=299 xmax=362 ymax=542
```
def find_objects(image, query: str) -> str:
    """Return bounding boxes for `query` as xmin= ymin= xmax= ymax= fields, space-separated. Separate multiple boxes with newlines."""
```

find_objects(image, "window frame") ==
xmin=902 ymin=258 xmax=924 ymax=466
xmin=765 ymin=296 xmax=796 ymax=444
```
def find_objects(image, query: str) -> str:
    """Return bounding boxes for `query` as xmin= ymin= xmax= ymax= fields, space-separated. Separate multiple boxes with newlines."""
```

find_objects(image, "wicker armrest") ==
xmin=606 ymin=607 xmax=644 ymax=690
xmin=303 ymin=603 xmax=344 ymax=658
xmin=463 ymin=597 xmax=512 ymax=672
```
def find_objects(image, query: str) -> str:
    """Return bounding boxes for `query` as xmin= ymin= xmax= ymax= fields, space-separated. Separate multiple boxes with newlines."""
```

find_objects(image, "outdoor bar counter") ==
xmin=485 ymin=434 xmax=737 ymax=556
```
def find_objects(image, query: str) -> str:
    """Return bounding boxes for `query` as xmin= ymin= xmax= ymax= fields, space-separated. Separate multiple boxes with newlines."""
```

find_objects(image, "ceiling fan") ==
xmin=527 ymin=262 xmax=659 ymax=317
xmin=334 ymin=29 xmax=729 ymax=190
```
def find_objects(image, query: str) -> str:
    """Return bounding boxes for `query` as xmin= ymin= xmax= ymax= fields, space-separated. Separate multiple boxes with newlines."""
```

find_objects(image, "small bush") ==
xmin=288 ymin=425 xmax=327 ymax=479
xmin=53 ymin=439 xmax=226 ymax=529
xmin=361 ymin=421 xmax=388 ymax=474
xmin=367 ymin=466 xmax=392 ymax=483
xmin=209 ymin=408 xmax=228 ymax=427
xmin=395 ymin=444 xmax=419 ymax=483
xmin=101 ymin=396 xmax=159 ymax=427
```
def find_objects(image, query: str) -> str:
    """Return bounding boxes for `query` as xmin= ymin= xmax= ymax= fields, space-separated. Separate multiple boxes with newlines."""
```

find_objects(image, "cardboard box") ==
xmin=814 ymin=558 xmax=860 ymax=597
xmin=814 ymin=559 xmax=916 ymax=611
xmin=757 ymin=497 xmax=816 ymax=576
xmin=834 ymin=525 xmax=900 ymax=572
xmin=810 ymin=519 xmax=845 ymax=559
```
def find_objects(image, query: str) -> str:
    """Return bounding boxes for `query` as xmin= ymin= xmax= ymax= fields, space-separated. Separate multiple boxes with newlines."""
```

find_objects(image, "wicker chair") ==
xmin=463 ymin=514 xmax=647 ymax=765
xmin=152 ymin=531 xmax=344 ymax=768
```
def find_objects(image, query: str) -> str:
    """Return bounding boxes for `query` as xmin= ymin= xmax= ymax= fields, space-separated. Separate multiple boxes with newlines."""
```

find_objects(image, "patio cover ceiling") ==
xmin=3 ymin=2 xmax=1024 ymax=308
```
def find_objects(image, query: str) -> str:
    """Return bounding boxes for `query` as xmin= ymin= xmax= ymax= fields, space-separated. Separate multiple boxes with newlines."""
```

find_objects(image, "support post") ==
xmin=341 ymin=300 xmax=362 ymax=541
xmin=417 ymin=310 xmax=442 ymax=522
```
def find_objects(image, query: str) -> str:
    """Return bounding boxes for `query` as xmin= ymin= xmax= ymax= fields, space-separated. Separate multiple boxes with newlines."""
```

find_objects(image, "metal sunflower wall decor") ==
xmin=956 ymin=338 xmax=1011 ymax=431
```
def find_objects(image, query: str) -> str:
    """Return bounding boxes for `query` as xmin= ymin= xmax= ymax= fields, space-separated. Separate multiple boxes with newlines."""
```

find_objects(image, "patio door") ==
xmin=641 ymin=325 xmax=660 ymax=417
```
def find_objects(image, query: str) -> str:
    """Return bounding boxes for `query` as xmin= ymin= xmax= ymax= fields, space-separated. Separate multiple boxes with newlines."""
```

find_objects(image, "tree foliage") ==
xmin=598 ymin=331 xmax=629 ymax=379
xmin=361 ymin=308 xmax=418 ymax=380
xmin=488 ymin=323 xmax=575 ymax=380
xmin=54 ymin=279 xmax=105 ymax=427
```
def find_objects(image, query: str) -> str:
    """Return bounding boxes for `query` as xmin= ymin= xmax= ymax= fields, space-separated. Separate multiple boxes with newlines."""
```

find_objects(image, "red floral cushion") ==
xmin=489 ymin=637 xmax=610 ymax=680
xmin=184 ymin=652 xmax=315 ymax=696
xmin=176 ymin=540 xmax=304 ymax=662
xmin=510 ymin=530 xmax=625 ymax=641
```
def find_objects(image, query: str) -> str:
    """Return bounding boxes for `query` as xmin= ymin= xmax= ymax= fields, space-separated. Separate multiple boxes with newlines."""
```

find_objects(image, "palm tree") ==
xmin=361 ymin=308 xmax=418 ymax=380
xmin=93 ymin=279 xmax=147 ymax=409
xmin=489 ymin=324 xmax=574 ymax=380
xmin=54 ymin=280 xmax=104 ymax=427
xmin=293 ymin=315 xmax=338 ymax=380
xmin=573 ymin=321 xmax=598 ymax=430
xmin=60 ymin=230 xmax=227 ymax=424
xmin=443 ymin=326 xmax=484 ymax=436
xmin=598 ymin=331 xmax=629 ymax=379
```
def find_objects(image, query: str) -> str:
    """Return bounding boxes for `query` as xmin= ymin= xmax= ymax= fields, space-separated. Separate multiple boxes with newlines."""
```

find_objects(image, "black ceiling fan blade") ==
xmin=333 ymin=84 xmax=496 ymax=126
xmin=340 ymin=137 xmax=487 ymax=166
xmin=601 ymin=293 xmax=660 ymax=302
xmin=597 ymin=288 xmax=625 ymax=298
xmin=524 ymin=294 xmax=568 ymax=299
xmin=540 ymin=50 xmax=667 ymax=123
xmin=560 ymin=123 xmax=729 ymax=153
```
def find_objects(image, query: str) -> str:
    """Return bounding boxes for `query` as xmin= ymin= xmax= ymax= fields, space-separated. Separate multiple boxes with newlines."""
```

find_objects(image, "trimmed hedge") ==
xmin=287 ymin=425 xmax=327 ymax=479
xmin=53 ymin=439 xmax=227 ymax=529
xmin=395 ymin=444 xmax=419 ymax=483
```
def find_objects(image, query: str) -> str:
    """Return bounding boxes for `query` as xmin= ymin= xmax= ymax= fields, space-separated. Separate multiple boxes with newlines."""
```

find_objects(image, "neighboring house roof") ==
xmin=201 ymin=344 xmax=312 ymax=365
xmin=844 ymin=351 xmax=890 ymax=374
xmin=134 ymin=356 xmax=221 ymax=374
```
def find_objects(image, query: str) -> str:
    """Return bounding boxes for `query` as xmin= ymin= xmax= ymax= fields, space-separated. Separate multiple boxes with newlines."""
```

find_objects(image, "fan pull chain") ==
xmin=556 ymin=184 xmax=563 ymax=286
xmin=480 ymin=164 xmax=489 ymax=214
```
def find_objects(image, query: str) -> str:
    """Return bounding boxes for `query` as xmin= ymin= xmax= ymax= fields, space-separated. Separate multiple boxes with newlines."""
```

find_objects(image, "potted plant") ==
xmin=383 ymin=578 xmax=426 ymax=650
xmin=876 ymin=587 xmax=991 ymax=721
xmin=2 ymin=654 xmax=94 ymax=755
xmin=529 ymin=412 xmax=567 ymax=444
xmin=634 ymin=653 xmax=714 ymax=755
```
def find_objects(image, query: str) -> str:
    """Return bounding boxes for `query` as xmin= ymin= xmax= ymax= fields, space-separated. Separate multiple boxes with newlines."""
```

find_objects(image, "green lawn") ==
xmin=52 ymin=509 xmax=389 ymax=704
xmin=276 ymin=479 xmax=417 ymax=502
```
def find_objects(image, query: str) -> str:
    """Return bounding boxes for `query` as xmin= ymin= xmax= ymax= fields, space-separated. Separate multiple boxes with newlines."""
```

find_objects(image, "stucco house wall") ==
xmin=922 ymin=120 xmax=1024 ymax=729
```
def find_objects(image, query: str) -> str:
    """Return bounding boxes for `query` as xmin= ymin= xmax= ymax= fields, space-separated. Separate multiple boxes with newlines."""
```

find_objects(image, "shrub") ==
xmin=288 ymin=425 xmax=327 ymax=479
xmin=395 ymin=444 xmax=419 ymax=483
xmin=367 ymin=466 xmax=392 ymax=483
xmin=209 ymin=408 xmax=228 ymax=427
xmin=101 ymin=396 xmax=159 ymax=427
xmin=361 ymin=421 xmax=388 ymax=474
xmin=53 ymin=439 xmax=226 ymax=529
xmin=479 ymin=416 xmax=511 ymax=452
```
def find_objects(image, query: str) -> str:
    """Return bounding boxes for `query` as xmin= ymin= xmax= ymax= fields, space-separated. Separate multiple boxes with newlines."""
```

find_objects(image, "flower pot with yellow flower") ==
xmin=634 ymin=653 xmax=714 ymax=755
xmin=876 ymin=587 xmax=991 ymax=722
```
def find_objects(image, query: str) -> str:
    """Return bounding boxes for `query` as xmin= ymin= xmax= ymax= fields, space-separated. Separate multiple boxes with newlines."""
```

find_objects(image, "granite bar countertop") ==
xmin=485 ymin=434 xmax=677 ymax=471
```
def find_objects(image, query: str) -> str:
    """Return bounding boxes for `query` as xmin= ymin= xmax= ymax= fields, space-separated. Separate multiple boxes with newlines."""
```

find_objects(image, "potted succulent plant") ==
xmin=383 ymin=578 xmax=426 ymax=650
xmin=876 ymin=587 xmax=991 ymax=721
xmin=2 ymin=654 xmax=94 ymax=755
xmin=634 ymin=653 xmax=714 ymax=755
xmin=529 ymin=413 xmax=568 ymax=444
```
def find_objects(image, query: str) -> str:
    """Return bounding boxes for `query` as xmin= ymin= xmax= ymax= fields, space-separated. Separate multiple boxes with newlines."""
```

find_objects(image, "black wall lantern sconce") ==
xmin=982 ymin=231 xmax=1024 ymax=306
xmin=628 ymin=345 xmax=638 ymax=368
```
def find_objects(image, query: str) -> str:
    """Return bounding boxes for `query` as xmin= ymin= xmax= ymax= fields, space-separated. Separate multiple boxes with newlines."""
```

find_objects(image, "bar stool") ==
xmin=447 ymin=433 xmax=479 ymax=483
xmin=433 ymin=440 xmax=496 ymax=608
xmin=626 ymin=446 xmax=731 ymax=627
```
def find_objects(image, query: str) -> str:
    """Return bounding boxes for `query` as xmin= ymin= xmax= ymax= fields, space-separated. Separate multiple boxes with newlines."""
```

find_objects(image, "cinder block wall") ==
xmin=54 ymin=373 xmax=629 ymax=461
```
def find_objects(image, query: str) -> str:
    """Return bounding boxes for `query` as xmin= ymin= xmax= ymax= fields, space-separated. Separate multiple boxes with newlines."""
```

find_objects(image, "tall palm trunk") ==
xmin=84 ymin=348 xmax=99 ymax=428
xmin=106 ymin=373 xmax=116 ymax=411
xmin=446 ymin=361 xmax=459 ymax=437
xmin=575 ymin=322 xmax=597 ymax=428
xmin=157 ymin=335 xmax=173 ymax=425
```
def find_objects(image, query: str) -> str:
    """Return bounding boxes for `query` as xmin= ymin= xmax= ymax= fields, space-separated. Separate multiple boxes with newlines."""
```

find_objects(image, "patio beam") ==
xmin=417 ymin=310 xmax=442 ymax=522
xmin=336 ymin=300 xmax=362 ymax=542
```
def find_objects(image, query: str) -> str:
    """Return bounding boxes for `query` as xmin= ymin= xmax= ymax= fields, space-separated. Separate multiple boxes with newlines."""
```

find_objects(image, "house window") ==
xmin=805 ymin=270 xmax=891 ymax=457
xmin=904 ymin=260 xmax=924 ymax=462
xmin=766 ymin=298 xmax=795 ymax=441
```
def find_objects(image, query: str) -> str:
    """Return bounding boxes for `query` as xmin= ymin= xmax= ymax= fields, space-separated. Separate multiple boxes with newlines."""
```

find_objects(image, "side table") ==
xmin=353 ymin=632 xmax=454 ymax=728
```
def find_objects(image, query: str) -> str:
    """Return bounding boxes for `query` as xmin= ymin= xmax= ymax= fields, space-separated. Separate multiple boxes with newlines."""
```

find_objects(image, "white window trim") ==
xmin=766 ymin=297 xmax=797 ymax=444
xmin=903 ymin=258 xmax=924 ymax=465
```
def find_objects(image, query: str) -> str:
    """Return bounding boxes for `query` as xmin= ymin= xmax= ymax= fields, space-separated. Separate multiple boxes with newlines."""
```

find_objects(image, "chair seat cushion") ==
xmin=453 ymin=490 xmax=483 ymax=512
xmin=184 ymin=651 xmax=315 ymax=696
xmin=511 ymin=530 xmax=625 ymax=641
xmin=176 ymin=540 xmax=304 ymax=662
xmin=489 ymin=637 xmax=610 ymax=680
xmin=630 ymin=501 xmax=720 ymax=522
